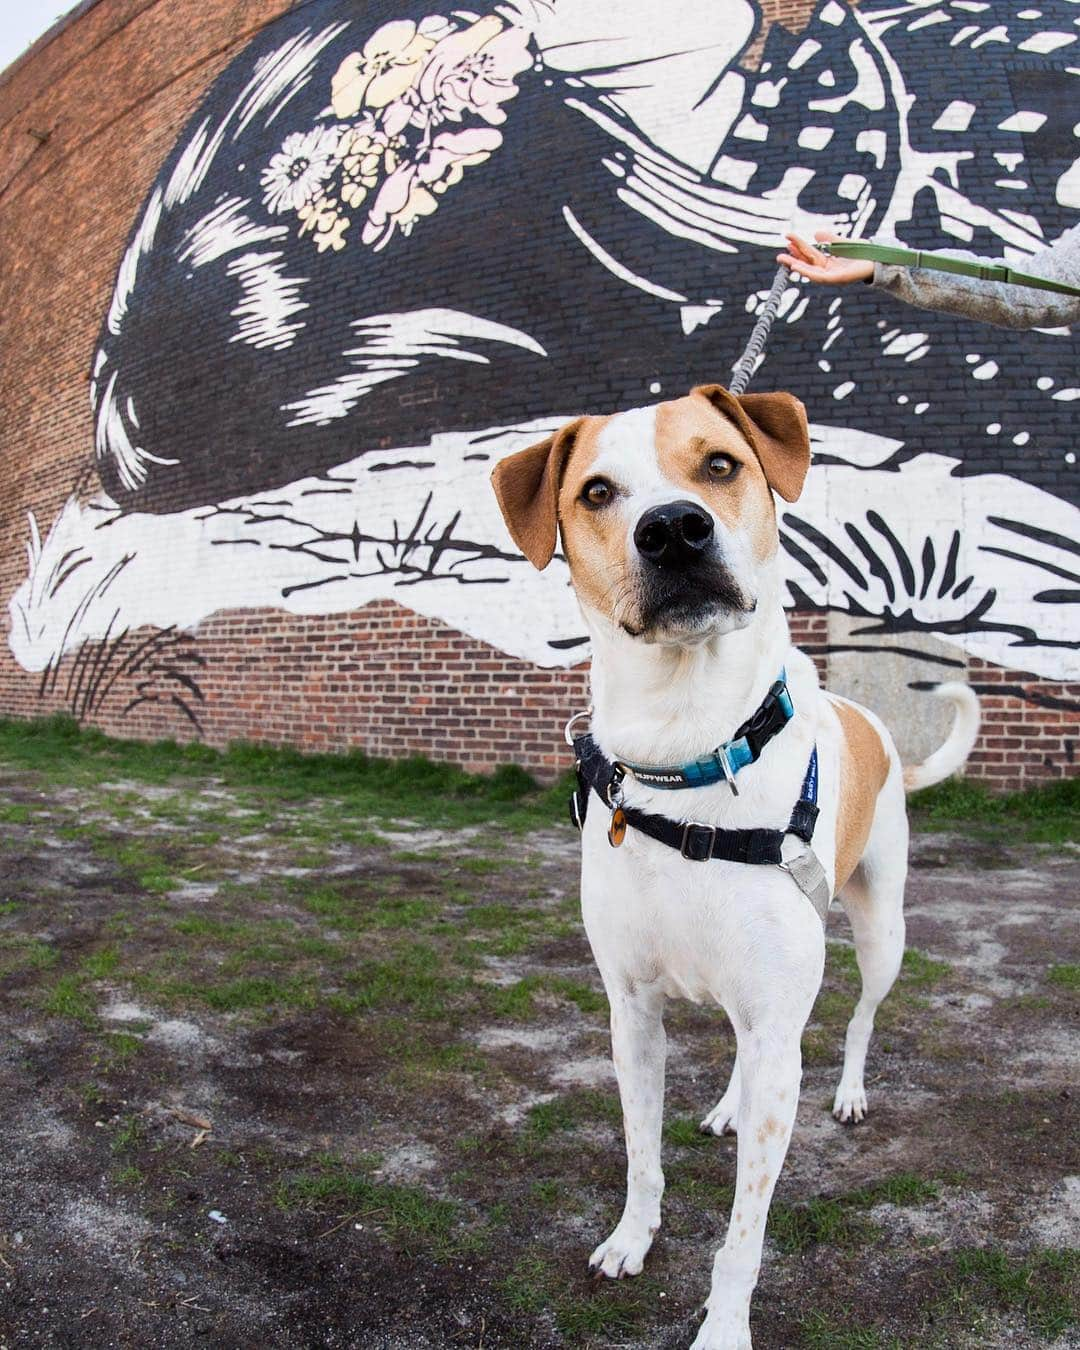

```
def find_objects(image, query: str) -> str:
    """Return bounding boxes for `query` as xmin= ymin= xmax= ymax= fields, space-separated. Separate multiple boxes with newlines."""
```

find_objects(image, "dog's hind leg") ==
xmin=589 ymin=980 xmax=667 ymax=1278
xmin=700 ymin=1055 xmax=740 ymax=1136
xmin=833 ymin=780 xmax=908 ymax=1123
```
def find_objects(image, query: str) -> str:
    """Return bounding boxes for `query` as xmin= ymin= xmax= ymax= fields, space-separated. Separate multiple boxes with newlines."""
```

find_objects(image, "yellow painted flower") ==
xmin=336 ymin=120 xmax=402 ymax=209
xmin=297 ymin=193 xmax=351 ymax=252
xmin=331 ymin=19 xmax=437 ymax=117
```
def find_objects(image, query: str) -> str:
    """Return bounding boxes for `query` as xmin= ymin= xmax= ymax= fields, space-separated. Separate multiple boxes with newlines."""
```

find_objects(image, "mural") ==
xmin=8 ymin=0 xmax=1080 ymax=721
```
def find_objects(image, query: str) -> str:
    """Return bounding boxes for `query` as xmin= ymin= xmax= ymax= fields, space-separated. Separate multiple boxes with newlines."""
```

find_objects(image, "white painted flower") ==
xmin=261 ymin=127 xmax=344 ymax=215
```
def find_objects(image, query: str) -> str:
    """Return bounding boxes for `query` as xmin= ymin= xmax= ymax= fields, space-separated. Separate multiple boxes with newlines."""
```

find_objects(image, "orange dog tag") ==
xmin=608 ymin=807 xmax=627 ymax=848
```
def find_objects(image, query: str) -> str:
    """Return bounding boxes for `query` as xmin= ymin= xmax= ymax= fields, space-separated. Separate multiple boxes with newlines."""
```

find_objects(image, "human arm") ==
xmin=778 ymin=227 xmax=1080 ymax=330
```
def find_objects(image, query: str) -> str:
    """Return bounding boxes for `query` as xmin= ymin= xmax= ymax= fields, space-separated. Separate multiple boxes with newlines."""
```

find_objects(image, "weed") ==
xmin=43 ymin=974 xmax=95 ymax=1023
xmin=665 ymin=1115 xmax=713 ymax=1149
xmin=275 ymin=1157 xmax=464 ymax=1257
xmin=949 ymin=1246 xmax=1078 ymax=1339
xmin=1047 ymin=964 xmax=1079 ymax=991
xmin=81 ymin=947 xmax=120 ymax=980
xmin=798 ymin=1310 xmax=901 ymax=1349
xmin=112 ymin=1115 xmax=144 ymax=1153
xmin=843 ymin=1173 xmax=940 ymax=1209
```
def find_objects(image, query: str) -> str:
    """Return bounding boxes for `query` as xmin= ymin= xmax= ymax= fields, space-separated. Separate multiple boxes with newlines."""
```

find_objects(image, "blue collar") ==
xmin=614 ymin=671 xmax=794 ymax=797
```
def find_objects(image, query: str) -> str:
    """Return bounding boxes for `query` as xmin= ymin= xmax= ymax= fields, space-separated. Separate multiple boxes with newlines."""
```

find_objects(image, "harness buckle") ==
xmin=680 ymin=821 xmax=717 ymax=862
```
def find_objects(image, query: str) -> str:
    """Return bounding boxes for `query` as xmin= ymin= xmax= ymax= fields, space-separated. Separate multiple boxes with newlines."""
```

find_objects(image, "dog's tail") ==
xmin=903 ymin=683 xmax=981 ymax=793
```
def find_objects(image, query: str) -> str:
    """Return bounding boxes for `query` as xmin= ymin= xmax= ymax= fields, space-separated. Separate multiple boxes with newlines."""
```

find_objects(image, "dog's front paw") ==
xmin=832 ymin=1080 xmax=868 ymax=1123
xmin=689 ymin=1313 xmax=752 ymax=1350
xmin=588 ymin=1220 xmax=657 ymax=1279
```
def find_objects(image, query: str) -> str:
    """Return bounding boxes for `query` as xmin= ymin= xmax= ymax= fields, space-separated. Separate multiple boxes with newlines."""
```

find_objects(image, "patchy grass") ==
xmin=2 ymin=716 xmax=1078 ymax=1348
xmin=522 ymin=1089 xmax=621 ymax=1145
xmin=769 ymin=1197 xmax=874 ymax=1254
xmin=945 ymin=1247 xmax=1078 ymax=1339
xmin=769 ymin=1174 xmax=941 ymax=1255
xmin=798 ymin=1310 xmax=902 ymax=1349
xmin=487 ymin=973 xmax=606 ymax=1020
xmin=909 ymin=775 xmax=1080 ymax=844
xmin=0 ymin=714 xmax=571 ymax=831
xmin=274 ymin=1156 xmax=466 ymax=1258
xmin=42 ymin=973 xmax=96 ymax=1023
xmin=804 ymin=944 xmax=954 ymax=1064
xmin=1047 ymin=963 xmax=1079 ymax=991
xmin=499 ymin=1250 xmax=667 ymax=1340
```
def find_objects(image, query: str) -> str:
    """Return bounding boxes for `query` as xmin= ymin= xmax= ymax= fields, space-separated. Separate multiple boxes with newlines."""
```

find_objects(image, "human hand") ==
xmin=777 ymin=231 xmax=874 ymax=285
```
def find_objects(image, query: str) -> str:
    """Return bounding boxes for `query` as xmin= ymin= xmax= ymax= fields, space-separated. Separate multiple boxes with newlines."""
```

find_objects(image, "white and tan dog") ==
xmin=491 ymin=385 xmax=978 ymax=1349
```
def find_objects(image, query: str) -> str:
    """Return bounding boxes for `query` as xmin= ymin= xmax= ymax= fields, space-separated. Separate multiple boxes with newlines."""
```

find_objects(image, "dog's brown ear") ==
xmin=490 ymin=419 xmax=584 ymax=570
xmin=692 ymin=385 xmax=811 ymax=502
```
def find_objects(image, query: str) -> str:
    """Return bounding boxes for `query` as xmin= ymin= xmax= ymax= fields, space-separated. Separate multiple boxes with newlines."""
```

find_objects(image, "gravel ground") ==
xmin=0 ymin=761 xmax=1077 ymax=1349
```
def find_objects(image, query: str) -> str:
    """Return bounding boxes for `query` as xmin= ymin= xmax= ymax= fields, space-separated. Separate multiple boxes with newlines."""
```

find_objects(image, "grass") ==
xmin=486 ymin=973 xmax=606 ymax=1020
xmin=769 ymin=1173 xmax=941 ymax=1255
xmin=1047 ymin=963 xmax=1079 ymax=991
xmin=798 ymin=1311 xmax=902 ymax=1349
xmin=5 ymin=713 xmax=1070 ymax=844
xmin=522 ymin=1089 xmax=622 ymax=1143
xmin=274 ymin=1156 xmax=466 ymax=1258
xmin=499 ymin=1249 xmax=665 ymax=1339
xmin=804 ymin=943 xmax=954 ymax=1064
xmin=0 ymin=714 xmax=571 ymax=832
xmin=42 ymin=974 xmax=94 ymax=1021
xmin=909 ymin=775 xmax=1080 ymax=844
xmin=946 ymin=1247 xmax=1078 ymax=1339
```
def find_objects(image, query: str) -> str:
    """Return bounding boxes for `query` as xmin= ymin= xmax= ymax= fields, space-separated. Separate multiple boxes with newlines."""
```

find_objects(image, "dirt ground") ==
xmin=0 ymin=753 xmax=1077 ymax=1349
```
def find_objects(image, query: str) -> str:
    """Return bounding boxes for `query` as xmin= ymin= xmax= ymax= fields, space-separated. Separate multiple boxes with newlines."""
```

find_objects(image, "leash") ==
xmin=729 ymin=264 xmax=792 ymax=396
xmin=823 ymin=239 xmax=1080 ymax=298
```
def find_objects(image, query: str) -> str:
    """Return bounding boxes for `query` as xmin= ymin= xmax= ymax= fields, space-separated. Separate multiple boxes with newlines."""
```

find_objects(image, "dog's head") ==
xmin=491 ymin=386 xmax=810 ymax=644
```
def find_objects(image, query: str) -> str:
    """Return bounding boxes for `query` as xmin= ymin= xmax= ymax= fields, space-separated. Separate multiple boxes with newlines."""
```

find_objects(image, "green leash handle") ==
xmin=822 ymin=240 xmax=1080 ymax=299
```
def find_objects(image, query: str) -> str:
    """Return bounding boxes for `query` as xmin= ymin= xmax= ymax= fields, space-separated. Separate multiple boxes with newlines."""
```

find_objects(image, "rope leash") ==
xmin=729 ymin=264 xmax=791 ymax=396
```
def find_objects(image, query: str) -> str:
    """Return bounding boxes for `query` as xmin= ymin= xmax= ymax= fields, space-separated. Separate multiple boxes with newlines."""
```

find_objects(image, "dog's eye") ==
xmin=582 ymin=478 xmax=612 ymax=508
xmin=708 ymin=453 xmax=737 ymax=480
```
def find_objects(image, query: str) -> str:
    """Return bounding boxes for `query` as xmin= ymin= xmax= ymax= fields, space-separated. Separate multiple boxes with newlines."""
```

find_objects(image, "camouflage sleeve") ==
xmin=871 ymin=223 xmax=1080 ymax=330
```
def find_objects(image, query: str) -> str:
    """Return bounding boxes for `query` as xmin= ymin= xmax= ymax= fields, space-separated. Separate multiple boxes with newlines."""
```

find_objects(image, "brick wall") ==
xmin=0 ymin=0 xmax=1076 ymax=789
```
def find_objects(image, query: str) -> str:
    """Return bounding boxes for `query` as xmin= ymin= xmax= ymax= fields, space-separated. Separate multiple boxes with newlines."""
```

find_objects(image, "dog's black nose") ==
xmin=634 ymin=501 xmax=714 ymax=566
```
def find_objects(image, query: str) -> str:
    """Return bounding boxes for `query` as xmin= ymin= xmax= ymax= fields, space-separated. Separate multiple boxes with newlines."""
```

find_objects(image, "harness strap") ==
xmin=570 ymin=737 xmax=830 ymax=924
xmin=572 ymin=735 xmax=820 ymax=862
xmin=824 ymin=240 xmax=1080 ymax=298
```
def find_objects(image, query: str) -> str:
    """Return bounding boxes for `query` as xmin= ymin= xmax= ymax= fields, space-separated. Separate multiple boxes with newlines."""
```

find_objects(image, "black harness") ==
xmin=570 ymin=734 xmax=820 ymax=864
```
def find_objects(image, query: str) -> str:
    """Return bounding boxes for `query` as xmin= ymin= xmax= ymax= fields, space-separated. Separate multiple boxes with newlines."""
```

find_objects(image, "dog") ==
xmin=491 ymin=384 xmax=979 ymax=1349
